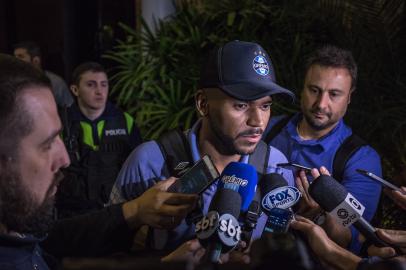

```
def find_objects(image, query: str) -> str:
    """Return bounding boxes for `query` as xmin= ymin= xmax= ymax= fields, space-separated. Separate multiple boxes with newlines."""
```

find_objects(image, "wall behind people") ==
xmin=63 ymin=0 xmax=135 ymax=80
xmin=0 ymin=0 xmax=135 ymax=81
xmin=0 ymin=0 xmax=64 ymax=75
xmin=0 ymin=0 xmax=9 ymax=51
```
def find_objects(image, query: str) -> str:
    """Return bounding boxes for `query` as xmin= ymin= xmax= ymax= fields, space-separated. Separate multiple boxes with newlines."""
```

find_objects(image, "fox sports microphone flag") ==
xmin=260 ymin=173 xmax=301 ymax=212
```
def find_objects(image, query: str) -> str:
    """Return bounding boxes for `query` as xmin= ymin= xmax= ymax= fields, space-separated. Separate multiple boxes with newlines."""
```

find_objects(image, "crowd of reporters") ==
xmin=0 ymin=39 xmax=405 ymax=270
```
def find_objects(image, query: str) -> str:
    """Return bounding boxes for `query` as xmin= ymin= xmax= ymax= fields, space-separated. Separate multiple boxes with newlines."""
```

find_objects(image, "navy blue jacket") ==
xmin=0 ymin=204 xmax=133 ymax=270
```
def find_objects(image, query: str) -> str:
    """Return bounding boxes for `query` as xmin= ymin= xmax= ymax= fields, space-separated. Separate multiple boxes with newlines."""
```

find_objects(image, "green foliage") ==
xmin=105 ymin=0 xmax=405 ymax=161
xmin=104 ymin=0 xmax=331 ymax=138
xmin=105 ymin=0 xmax=405 ymax=227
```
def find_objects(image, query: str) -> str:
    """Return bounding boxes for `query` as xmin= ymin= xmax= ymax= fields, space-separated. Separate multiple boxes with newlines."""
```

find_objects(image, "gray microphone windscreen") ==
xmin=209 ymin=188 xmax=241 ymax=217
xmin=259 ymin=173 xmax=288 ymax=195
xmin=308 ymin=175 xmax=348 ymax=211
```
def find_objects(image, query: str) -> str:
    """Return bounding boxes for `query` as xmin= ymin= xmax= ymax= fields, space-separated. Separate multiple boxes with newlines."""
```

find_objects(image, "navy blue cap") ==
xmin=198 ymin=40 xmax=295 ymax=101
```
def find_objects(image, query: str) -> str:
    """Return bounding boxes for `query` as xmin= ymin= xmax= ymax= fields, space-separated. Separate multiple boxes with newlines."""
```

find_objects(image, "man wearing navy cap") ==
xmin=108 ymin=40 xmax=295 ymax=252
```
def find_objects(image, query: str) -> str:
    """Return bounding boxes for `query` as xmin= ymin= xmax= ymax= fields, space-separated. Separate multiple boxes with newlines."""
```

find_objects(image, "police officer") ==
xmin=56 ymin=62 xmax=142 ymax=218
xmin=0 ymin=54 xmax=197 ymax=269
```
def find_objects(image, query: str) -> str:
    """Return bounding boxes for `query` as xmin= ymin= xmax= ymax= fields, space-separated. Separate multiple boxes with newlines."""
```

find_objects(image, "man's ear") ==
xmin=70 ymin=85 xmax=79 ymax=97
xmin=32 ymin=56 xmax=41 ymax=68
xmin=348 ymin=88 xmax=355 ymax=105
xmin=195 ymin=89 xmax=209 ymax=117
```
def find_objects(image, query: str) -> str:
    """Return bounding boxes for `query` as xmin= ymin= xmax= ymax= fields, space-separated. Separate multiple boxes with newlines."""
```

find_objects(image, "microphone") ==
xmin=195 ymin=162 xmax=257 ymax=263
xmin=250 ymin=174 xmax=313 ymax=269
xmin=251 ymin=175 xmax=312 ymax=269
xmin=196 ymin=189 xmax=242 ymax=263
xmin=218 ymin=162 xmax=259 ymax=243
xmin=217 ymin=162 xmax=258 ymax=212
xmin=259 ymin=173 xmax=301 ymax=233
xmin=308 ymin=175 xmax=389 ymax=248
xmin=259 ymin=173 xmax=301 ymax=213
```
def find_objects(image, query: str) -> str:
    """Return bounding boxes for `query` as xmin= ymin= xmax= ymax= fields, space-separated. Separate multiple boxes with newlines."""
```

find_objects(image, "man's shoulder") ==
xmin=264 ymin=113 xmax=297 ymax=143
xmin=103 ymin=102 xmax=124 ymax=117
xmin=266 ymin=114 xmax=291 ymax=129
xmin=267 ymin=144 xmax=289 ymax=163
xmin=0 ymin=234 xmax=43 ymax=266
xmin=63 ymin=103 xmax=84 ymax=122
xmin=336 ymin=123 xmax=379 ymax=159
xmin=265 ymin=144 xmax=294 ymax=185
xmin=112 ymin=140 xmax=167 ymax=201
xmin=348 ymin=143 xmax=381 ymax=163
xmin=127 ymin=140 xmax=163 ymax=163
xmin=44 ymin=70 xmax=66 ymax=84
xmin=123 ymin=111 xmax=134 ymax=121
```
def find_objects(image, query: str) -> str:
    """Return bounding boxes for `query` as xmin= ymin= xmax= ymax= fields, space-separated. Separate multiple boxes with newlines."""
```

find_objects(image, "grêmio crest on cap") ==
xmin=252 ymin=51 xmax=269 ymax=76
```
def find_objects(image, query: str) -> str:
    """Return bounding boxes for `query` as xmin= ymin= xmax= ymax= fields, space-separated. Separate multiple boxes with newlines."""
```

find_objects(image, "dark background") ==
xmin=0 ymin=0 xmax=405 ymax=228
xmin=0 ymin=0 xmax=136 ymax=82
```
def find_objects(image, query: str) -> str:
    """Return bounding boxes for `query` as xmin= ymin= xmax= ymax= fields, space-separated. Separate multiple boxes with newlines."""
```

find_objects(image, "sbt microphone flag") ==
xmin=195 ymin=211 xmax=242 ymax=247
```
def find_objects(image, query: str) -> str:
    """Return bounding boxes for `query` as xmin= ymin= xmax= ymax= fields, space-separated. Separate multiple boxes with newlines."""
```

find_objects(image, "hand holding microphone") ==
xmin=252 ymin=174 xmax=316 ymax=270
xmin=123 ymin=177 xmax=198 ymax=230
xmin=258 ymin=173 xmax=301 ymax=233
xmin=386 ymin=187 xmax=406 ymax=210
xmin=308 ymin=175 xmax=394 ymax=250
xmin=295 ymin=166 xmax=330 ymax=219
xmin=367 ymin=229 xmax=406 ymax=258
xmin=290 ymin=216 xmax=362 ymax=270
xmin=356 ymin=169 xmax=406 ymax=210
xmin=195 ymin=162 xmax=257 ymax=263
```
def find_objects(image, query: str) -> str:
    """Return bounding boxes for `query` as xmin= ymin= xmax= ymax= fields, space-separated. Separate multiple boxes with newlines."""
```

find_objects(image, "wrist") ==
xmin=122 ymin=198 xmax=142 ymax=229
xmin=326 ymin=244 xmax=361 ymax=270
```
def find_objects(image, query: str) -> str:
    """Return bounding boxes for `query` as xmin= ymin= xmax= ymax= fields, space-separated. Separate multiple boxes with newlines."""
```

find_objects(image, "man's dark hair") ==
xmin=71 ymin=61 xmax=106 ymax=86
xmin=0 ymin=54 xmax=51 ymax=158
xmin=13 ymin=41 xmax=42 ymax=58
xmin=304 ymin=45 xmax=358 ymax=91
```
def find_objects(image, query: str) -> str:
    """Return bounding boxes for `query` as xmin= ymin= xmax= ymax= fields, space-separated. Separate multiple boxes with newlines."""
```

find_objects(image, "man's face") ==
xmin=13 ymin=48 xmax=32 ymax=63
xmin=0 ymin=88 xmax=70 ymax=234
xmin=301 ymin=65 xmax=352 ymax=131
xmin=204 ymin=89 xmax=272 ymax=155
xmin=72 ymin=71 xmax=109 ymax=111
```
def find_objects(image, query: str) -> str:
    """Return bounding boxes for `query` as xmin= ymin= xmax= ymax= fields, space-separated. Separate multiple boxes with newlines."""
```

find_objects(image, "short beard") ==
xmin=207 ymin=114 xmax=261 ymax=156
xmin=303 ymin=110 xmax=335 ymax=131
xmin=0 ymin=163 xmax=61 ymax=237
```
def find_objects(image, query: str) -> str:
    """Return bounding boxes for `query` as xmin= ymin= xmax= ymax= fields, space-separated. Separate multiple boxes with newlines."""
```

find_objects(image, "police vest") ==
xmin=57 ymin=107 xmax=134 ymax=218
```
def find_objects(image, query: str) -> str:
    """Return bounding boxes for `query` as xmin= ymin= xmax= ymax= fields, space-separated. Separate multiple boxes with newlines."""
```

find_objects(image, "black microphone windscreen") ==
xmin=209 ymin=188 xmax=241 ymax=217
xmin=259 ymin=173 xmax=288 ymax=194
xmin=308 ymin=175 xmax=348 ymax=211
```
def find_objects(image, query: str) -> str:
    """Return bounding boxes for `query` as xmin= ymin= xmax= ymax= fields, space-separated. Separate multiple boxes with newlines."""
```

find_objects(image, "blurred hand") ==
xmin=290 ymin=216 xmax=336 ymax=257
xmin=162 ymin=239 xmax=249 ymax=268
xmin=367 ymin=229 xmax=406 ymax=257
xmin=295 ymin=167 xmax=330 ymax=219
xmin=122 ymin=177 xmax=198 ymax=229
xmin=290 ymin=216 xmax=361 ymax=270
xmin=218 ymin=241 xmax=250 ymax=265
xmin=162 ymin=239 xmax=205 ymax=266
xmin=384 ymin=186 xmax=406 ymax=210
